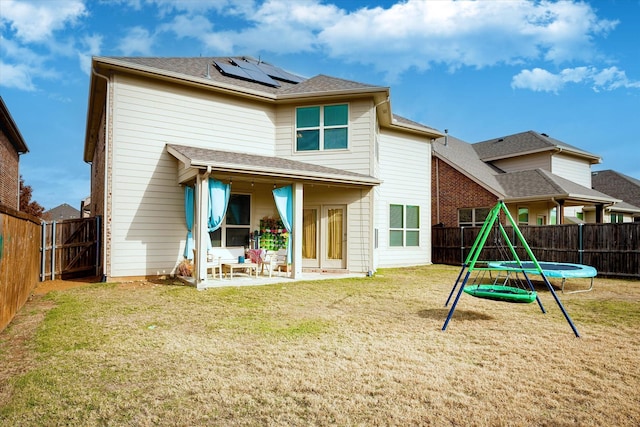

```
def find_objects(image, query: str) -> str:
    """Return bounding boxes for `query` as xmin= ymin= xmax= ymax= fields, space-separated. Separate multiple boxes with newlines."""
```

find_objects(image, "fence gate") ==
xmin=41 ymin=217 xmax=101 ymax=281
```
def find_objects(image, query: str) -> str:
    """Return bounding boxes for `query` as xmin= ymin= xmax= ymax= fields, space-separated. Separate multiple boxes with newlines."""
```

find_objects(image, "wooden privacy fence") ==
xmin=0 ymin=205 xmax=41 ymax=333
xmin=432 ymin=222 xmax=640 ymax=279
xmin=41 ymin=217 xmax=101 ymax=281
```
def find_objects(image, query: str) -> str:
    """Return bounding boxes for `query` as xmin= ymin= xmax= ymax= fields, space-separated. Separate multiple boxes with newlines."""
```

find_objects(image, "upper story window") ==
xmin=296 ymin=104 xmax=348 ymax=151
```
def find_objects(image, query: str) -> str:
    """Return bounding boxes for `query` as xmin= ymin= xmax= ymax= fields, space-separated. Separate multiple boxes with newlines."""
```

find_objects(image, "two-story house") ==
xmin=83 ymin=56 xmax=443 ymax=286
xmin=432 ymin=131 xmax=618 ymax=227
xmin=0 ymin=96 xmax=29 ymax=210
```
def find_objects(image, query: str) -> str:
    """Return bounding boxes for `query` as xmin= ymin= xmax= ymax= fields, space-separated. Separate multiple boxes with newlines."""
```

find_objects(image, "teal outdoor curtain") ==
xmin=272 ymin=185 xmax=293 ymax=262
xmin=208 ymin=179 xmax=231 ymax=248
xmin=184 ymin=186 xmax=194 ymax=259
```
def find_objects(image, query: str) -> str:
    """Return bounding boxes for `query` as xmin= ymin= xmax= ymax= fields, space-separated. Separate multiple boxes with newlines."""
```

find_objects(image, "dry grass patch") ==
xmin=1 ymin=265 xmax=639 ymax=426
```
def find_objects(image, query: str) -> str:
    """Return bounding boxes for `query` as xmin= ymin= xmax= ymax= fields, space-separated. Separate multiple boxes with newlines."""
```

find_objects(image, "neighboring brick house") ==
xmin=432 ymin=131 xmax=618 ymax=227
xmin=591 ymin=169 xmax=640 ymax=222
xmin=0 ymin=96 xmax=29 ymax=210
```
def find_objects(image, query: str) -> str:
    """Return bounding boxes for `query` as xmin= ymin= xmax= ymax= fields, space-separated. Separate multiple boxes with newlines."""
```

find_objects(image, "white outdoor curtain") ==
xmin=183 ymin=186 xmax=194 ymax=259
xmin=272 ymin=185 xmax=293 ymax=262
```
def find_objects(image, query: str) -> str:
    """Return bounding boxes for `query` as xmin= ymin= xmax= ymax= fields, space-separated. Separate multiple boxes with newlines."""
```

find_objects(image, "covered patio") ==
xmin=167 ymin=144 xmax=380 ymax=290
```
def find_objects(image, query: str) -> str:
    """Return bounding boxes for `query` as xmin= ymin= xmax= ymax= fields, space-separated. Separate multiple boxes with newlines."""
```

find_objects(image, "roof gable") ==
xmin=473 ymin=130 xmax=600 ymax=163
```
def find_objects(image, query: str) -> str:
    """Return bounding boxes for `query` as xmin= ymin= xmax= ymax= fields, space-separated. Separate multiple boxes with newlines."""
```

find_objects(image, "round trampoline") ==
xmin=487 ymin=261 xmax=597 ymax=293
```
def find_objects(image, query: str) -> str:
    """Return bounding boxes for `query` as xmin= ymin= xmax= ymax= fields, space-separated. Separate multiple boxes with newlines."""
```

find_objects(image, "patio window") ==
xmin=296 ymin=104 xmax=348 ymax=151
xmin=390 ymin=204 xmax=419 ymax=247
xmin=209 ymin=193 xmax=251 ymax=247
xmin=458 ymin=207 xmax=490 ymax=227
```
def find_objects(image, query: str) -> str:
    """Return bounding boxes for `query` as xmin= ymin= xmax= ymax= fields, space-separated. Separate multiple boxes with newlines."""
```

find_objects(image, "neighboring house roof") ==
xmin=0 ymin=96 xmax=29 ymax=154
xmin=85 ymin=56 xmax=443 ymax=162
xmin=473 ymin=130 xmax=601 ymax=164
xmin=431 ymin=134 xmax=506 ymax=198
xmin=166 ymin=144 xmax=382 ymax=186
xmin=43 ymin=203 xmax=80 ymax=221
xmin=592 ymin=169 xmax=640 ymax=209
xmin=432 ymin=132 xmax=619 ymax=206
xmin=605 ymin=200 xmax=640 ymax=214
xmin=497 ymin=169 xmax=619 ymax=205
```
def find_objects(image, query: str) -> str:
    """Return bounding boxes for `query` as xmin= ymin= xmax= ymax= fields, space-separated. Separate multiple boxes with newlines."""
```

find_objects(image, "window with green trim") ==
xmin=390 ymin=204 xmax=420 ymax=247
xmin=296 ymin=104 xmax=348 ymax=151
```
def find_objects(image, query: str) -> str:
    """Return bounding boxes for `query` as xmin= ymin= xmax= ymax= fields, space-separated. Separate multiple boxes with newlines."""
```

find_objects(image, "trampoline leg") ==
xmin=442 ymin=270 xmax=471 ymax=331
xmin=562 ymin=277 xmax=594 ymax=294
xmin=542 ymin=275 xmax=581 ymax=338
xmin=445 ymin=265 xmax=467 ymax=307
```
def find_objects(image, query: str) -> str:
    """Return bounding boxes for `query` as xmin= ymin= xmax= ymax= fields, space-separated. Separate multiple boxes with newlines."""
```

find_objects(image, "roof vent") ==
xmin=541 ymin=133 xmax=549 ymax=137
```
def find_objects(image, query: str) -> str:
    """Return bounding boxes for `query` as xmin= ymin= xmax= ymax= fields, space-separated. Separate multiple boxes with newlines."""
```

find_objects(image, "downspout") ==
xmin=92 ymin=67 xmax=110 ymax=282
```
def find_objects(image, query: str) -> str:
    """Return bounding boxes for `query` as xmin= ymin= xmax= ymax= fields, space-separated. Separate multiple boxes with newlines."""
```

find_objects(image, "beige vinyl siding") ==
xmin=491 ymin=152 xmax=551 ymax=173
xmin=275 ymin=99 xmax=374 ymax=175
xmin=108 ymin=74 xmax=277 ymax=277
xmin=115 ymin=75 xmax=276 ymax=155
xmin=376 ymin=129 xmax=431 ymax=268
xmin=551 ymin=153 xmax=592 ymax=187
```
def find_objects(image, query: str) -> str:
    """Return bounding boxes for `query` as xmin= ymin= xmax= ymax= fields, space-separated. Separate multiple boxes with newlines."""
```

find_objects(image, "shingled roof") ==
xmin=432 ymin=132 xmax=619 ymax=205
xmin=166 ymin=144 xmax=381 ymax=186
xmin=592 ymin=169 xmax=640 ymax=209
xmin=431 ymin=134 xmax=506 ymax=198
xmin=473 ymin=130 xmax=601 ymax=163
xmin=496 ymin=169 xmax=618 ymax=204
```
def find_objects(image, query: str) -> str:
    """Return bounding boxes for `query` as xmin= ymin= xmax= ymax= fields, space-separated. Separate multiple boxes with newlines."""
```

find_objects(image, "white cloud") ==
xmin=511 ymin=68 xmax=565 ymax=93
xmin=0 ymin=0 xmax=86 ymax=43
xmin=314 ymin=0 xmax=618 ymax=76
xmin=78 ymin=34 xmax=103 ymax=75
xmin=155 ymin=0 xmax=617 ymax=81
xmin=0 ymin=61 xmax=36 ymax=91
xmin=117 ymin=27 xmax=155 ymax=56
xmin=512 ymin=66 xmax=640 ymax=93
xmin=159 ymin=14 xmax=213 ymax=39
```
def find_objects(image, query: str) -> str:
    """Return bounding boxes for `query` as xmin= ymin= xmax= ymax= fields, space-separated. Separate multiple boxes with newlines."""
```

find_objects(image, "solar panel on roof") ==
xmin=213 ymin=58 xmax=280 ymax=87
xmin=254 ymin=61 xmax=305 ymax=83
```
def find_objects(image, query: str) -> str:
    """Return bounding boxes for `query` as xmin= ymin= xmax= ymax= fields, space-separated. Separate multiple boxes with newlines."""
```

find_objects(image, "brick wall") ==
xmin=432 ymin=157 xmax=498 ymax=227
xmin=0 ymin=131 xmax=20 ymax=210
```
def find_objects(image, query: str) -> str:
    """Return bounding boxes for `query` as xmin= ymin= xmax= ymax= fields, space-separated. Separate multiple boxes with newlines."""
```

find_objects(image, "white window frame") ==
xmin=295 ymin=103 xmax=349 ymax=152
xmin=389 ymin=204 xmax=420 ymax=247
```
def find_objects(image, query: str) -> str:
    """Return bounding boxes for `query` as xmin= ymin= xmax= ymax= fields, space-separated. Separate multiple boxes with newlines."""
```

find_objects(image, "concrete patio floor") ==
xmin=184 ymin=270 xmax=367 ymax=289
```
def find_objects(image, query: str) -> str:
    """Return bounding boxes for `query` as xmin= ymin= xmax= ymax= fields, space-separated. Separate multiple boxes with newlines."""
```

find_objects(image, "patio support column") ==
xmin=195 ymin=172 xmax=209 ymax=289
xmin=291 ymin=182 xmax=303 ymax=279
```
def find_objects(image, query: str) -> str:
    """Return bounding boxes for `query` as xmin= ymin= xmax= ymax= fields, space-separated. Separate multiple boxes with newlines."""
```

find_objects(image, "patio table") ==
xmin=222 ymin=262 xmax=259 ymax=279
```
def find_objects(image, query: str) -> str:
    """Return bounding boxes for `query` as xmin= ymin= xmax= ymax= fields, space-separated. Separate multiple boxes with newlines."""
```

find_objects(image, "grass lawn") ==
xmin=1 ymin=265 xmax=639 ymax=426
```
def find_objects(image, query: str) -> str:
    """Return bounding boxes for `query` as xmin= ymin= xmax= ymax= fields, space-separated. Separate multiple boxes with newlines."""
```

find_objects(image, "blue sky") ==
xmin=1 ymin=0 xmax=639 ymax=211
